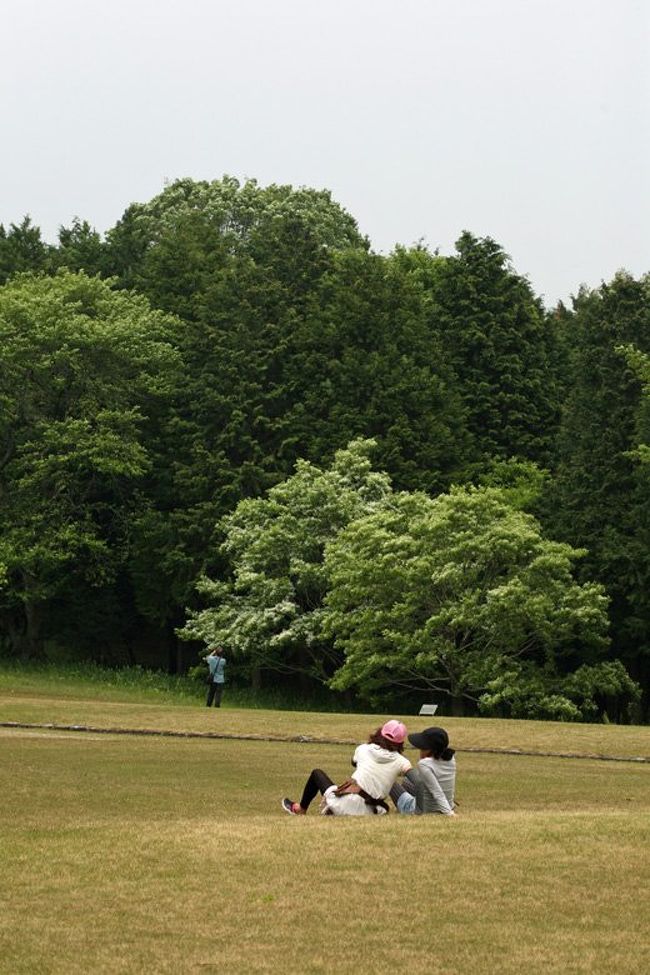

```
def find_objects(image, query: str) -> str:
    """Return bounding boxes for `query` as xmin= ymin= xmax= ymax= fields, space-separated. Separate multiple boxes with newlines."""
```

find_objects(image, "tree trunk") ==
xmin=296 ymin=645 xmax=313 ymax=697
xmin=450 ymin=690 xmax=465 ymax=717
xmin=18 ymin=572 xmax=45 ymax=661
xmin=251 ymin=666 xmax=262 ymax=692
xmin=22 ymin=599 xmax=43 ymax=661
xmin=6 ymin=612 xmax=27 ymax=659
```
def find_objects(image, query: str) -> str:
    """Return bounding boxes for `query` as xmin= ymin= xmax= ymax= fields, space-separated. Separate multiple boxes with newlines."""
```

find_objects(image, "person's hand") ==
xmin=334 ymin=779 xmax=361 ymax=796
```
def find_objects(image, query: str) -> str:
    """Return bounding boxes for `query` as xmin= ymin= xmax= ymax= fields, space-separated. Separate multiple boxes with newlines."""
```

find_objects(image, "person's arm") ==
xmin=418 ymin=762 xmax=455 ymax=816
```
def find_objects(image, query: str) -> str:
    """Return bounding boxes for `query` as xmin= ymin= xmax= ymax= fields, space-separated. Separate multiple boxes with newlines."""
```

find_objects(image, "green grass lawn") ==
xmin=1 ymin=685 xmax=649 ymax=974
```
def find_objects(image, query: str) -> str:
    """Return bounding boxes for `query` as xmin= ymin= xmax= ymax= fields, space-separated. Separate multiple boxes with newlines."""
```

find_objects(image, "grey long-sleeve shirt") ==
xmin=415 ymin=756 xmax=456 ymax=815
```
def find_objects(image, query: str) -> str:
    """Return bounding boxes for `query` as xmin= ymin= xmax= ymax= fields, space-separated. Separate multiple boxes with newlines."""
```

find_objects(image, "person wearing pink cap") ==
xmin=282 ymin=720 xmax=411 ymax=816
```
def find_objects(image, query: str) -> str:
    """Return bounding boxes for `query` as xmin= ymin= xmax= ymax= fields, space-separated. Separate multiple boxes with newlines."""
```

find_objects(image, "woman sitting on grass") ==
xmin=389 ymin=726 xmax=456 ymax=816
xmin=282 ymin=720 xmax=412 ymax=816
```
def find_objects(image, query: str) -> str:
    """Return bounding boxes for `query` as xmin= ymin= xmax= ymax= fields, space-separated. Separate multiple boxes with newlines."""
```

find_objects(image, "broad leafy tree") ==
xmin=100 ymin=178 xmax=370 ymax=641
xmin=104 ymin=175 xmax=366 ymax=290
xmin=0 ymin=271 xmax=182 ymax=658
xmin=323 ymin=485 xmax=614 ymax=717
xmin=103 ymin=179 xmax=472 ymax=643
xmin=181 ymin=440 xmax=392 ymax=687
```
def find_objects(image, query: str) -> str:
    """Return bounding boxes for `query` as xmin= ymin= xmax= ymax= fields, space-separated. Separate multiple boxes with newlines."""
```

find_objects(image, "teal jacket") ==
xmin=205 ymin=655 xmax=226 ymax=684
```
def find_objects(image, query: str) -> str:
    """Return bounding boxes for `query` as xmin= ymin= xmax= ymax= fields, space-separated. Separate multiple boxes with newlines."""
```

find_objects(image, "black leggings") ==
xmin=299 ymin=768 xmax=334 ymax=810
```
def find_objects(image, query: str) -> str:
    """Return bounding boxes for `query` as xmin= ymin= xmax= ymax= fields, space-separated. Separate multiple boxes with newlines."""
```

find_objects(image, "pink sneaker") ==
xmin=282 ymin=798 xmax=305 ymax=815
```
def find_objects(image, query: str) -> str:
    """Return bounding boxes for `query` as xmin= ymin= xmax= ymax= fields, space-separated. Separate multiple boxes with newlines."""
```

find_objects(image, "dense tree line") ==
xmin=1 ymin=178 xmax=648 ymax=719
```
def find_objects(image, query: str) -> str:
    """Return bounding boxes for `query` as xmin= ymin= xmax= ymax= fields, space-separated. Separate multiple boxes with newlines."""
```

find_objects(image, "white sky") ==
xmin=2 ymin=0 xmax=649 ymax=305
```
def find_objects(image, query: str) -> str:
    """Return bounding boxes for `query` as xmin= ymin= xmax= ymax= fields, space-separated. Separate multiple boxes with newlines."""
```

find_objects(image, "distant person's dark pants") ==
xmin=299 ymin=768 xmax=334 ymax=810
xmin=206 ymin=682 xmax=224 ymax=707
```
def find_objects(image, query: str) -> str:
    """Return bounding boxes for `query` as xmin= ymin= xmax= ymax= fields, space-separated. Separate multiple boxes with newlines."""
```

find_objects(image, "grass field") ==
xmin=1 ymin=684 xmax=649 ymax=974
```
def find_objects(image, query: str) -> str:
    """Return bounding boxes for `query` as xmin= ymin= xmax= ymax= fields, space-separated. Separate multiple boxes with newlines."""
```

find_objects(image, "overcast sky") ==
xmin=3 ymin=0 xmax=648 ymax=305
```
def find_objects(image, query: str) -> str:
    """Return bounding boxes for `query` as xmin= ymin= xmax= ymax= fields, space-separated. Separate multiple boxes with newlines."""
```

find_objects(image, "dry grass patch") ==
xmin=2 ymin=693 xmax=649 ymax=759
xmin=1 ymin=728 xmax=649 ymax=974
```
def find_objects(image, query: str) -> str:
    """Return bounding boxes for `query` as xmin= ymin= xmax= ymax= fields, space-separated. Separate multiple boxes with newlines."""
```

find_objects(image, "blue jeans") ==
xmin=390 ymin=769 xmax=419 ymax=814
xmin=397 ymin=792 xmax=417 ymax=814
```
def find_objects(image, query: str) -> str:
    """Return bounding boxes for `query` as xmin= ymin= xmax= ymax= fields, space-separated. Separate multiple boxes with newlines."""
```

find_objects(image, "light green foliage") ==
xmin=181 ymin=440 xmax=392 ymax=681
xmin=480 ymin=660 xmax=641 ymax=722
xmin=323 ymin=485 xmax=611 ymax=714
xmin=478 ymin=456 xmax=550 ymax=511
xmin=0 ymin=271 xmax=182 ymax=656
xmin=104 ymin=175 xmax=365 ymax=290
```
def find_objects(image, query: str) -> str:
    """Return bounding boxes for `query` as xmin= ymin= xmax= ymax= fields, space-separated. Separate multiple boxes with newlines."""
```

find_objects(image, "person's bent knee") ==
xmin=397 ymin=793 xmax=417 ymax=815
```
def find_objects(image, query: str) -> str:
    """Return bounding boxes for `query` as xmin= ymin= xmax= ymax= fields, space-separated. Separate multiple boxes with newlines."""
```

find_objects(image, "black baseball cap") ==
xmin=408 ymin=727 xmax=449 ymax=752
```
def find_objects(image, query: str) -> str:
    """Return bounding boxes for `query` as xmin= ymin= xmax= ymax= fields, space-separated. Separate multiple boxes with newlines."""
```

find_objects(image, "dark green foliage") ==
xmin=547 ymin=273 xmax=650 ymax=706
xmin=429 ymin=232 xmax=561 ymax=467
xmin=105 ymin=179 xmax=472 ymax=640
xmin=281 ymin=248 xmax=472 ymax=493
xmin=54 ymin=218 xmax=106 ymax=276
xmin=0 ymin=178 xmax=647 ymax=719
xmin=0 ymin=217 xmax=53 ymax=283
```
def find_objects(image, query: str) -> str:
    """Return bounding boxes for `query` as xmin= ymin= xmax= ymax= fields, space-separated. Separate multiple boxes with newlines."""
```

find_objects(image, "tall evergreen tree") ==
xmin=54 ymin=218 xmax=105 ymax=276
xmin=429 ymin=232 xmax=560 ymax=467
xmin=547 ymin=272 xmax=650 ymax=705
xmin=0 ymin=217 xmax=52 ymax=284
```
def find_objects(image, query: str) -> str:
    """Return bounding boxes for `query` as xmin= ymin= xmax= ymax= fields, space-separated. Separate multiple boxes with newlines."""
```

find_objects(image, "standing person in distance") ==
xmin=204 ymin=646 xmax=226 ymax=708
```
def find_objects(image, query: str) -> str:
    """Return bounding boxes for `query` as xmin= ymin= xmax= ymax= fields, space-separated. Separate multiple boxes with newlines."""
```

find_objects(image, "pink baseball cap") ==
xmin=381 ymin=720 xmax=407 ymax=743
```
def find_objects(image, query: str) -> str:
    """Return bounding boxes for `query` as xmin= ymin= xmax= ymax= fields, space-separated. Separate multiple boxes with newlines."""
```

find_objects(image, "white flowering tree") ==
xmin=181 ymin=440 xmax=392 ymax=685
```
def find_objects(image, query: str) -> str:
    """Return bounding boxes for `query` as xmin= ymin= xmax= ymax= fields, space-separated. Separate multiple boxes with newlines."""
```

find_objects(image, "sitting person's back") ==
xmin=352 ymin=740 xmax=412 ymax=798
xmin=322 ymin=722 xmax=412 ymax=815
xmin=390 ymin=726 xmax=456 ymax=816
xmin=414 ymin=752 xmax=456 ymax=814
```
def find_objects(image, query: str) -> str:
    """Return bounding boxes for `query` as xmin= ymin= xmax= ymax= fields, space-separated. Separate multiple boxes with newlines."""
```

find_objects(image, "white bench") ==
xmin=418 ymin=704 xmax=438 ymax=716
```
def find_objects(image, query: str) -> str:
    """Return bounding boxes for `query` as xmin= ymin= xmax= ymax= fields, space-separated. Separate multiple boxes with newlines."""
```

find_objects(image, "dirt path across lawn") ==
xmin=2 ymin=719 xmax=647 ymax=763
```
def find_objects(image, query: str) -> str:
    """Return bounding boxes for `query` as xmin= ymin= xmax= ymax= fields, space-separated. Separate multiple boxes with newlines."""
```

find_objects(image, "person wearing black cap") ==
xmin=389 ymin=726 xmax=456 ymax=816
